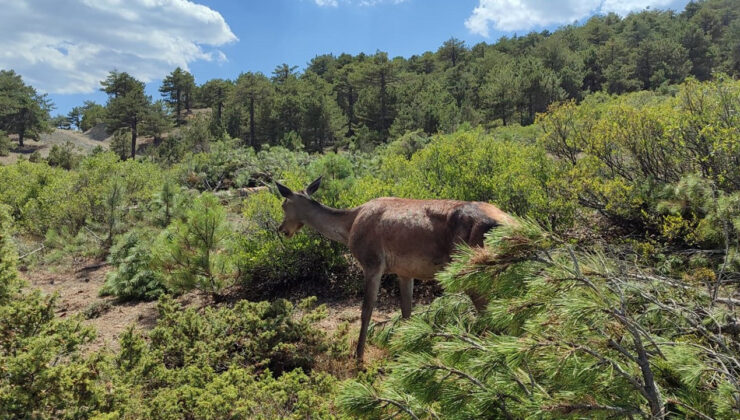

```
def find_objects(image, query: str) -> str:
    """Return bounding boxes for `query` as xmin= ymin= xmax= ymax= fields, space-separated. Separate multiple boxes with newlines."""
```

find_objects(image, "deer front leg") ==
xmin=356 ymin=267 xmax=382 ymax=361
xmin=399 ymin=276 xmax=414 ymax=318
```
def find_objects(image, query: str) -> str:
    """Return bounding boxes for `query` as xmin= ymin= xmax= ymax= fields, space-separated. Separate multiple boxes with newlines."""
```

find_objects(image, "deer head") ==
xmin=276 ymin=176 xmax=322 ymax=238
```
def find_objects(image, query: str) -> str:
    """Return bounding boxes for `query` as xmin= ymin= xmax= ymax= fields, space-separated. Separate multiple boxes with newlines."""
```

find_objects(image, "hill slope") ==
xmin=0 ymin=127 xmax=110 ymax=165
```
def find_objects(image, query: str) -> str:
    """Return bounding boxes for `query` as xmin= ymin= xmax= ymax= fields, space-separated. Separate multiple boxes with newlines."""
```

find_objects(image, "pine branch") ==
xmin=557 ymin=340 xmax=649 ymax=402
xmin=376 ymin=398 xmax=420 ymax=420
xmin=547 ymin=403 xmax=642 ymax=416
xmin=665 ymin=398 xmax=715 ymax=420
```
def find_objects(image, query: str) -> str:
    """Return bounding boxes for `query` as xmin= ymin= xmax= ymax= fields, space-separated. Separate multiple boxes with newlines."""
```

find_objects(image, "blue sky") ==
xmin=0 ymin=0 xmax=690 ymax=116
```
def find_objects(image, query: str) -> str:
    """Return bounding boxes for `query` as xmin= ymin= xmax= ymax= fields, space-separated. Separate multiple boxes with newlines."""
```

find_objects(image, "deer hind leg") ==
xmin=398 ymin=276 xmax=414 ymax=318
xmin=467 ymin=290 xmax=489 ymax=313
xmin=356 ymin=266 xmax=383 ymax=361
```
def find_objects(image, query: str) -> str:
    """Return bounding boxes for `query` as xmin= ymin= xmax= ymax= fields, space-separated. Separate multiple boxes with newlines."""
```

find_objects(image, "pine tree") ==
xmin=160 ymin=67 xmax=196 ymax=126
xmin=356 ymin=52 xmax=398 ymax=142
xmin=66 ymin=106 xmax=83 ymax=130
xmin=228 ymin=72 xmax=272 ymax=148
xmin=102 ymin=71 xmax=151 ymax=159
xmin=340 ymin=221 xmax=740 ymax=418
xmin=437 ymin=37 xmax=467 ymax=68
xmin=154 ymin=193 xmax=235 ymax=298
xmin=334 ymin=64 xmax=361 ymax=137
xmin=199 ymin=79 xmax=233 ymax=132
xmin=0 ymin=70 xmax=52 ymax=147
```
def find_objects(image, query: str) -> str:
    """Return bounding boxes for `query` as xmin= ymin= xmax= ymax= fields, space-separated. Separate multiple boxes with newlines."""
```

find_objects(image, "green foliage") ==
xmin=109 ymin=129 xmax=131 ymax=160
xmin=154 ymin=193 xmax=236 ymax=297
xmin=96 ymin=295 xmax=342 ymax=419
xmin=342 ymin=222 xmax=740 ymax=418
xmin=541 ymin=77 xmax=740 ymax=244
xmin=151 ymin=295 xmax=330 ymax=374
xmin=0 ymin=152 xmax=163 ymax=240
xmin=159 ymin=114 xmax=215 ymax=163
xmin=79 ymin=101 xmax=106 ymax=132
xmin=1 ymin=275 xmax=344 ymax=418
xmin=150 ymin=179 xmax=181 ymax=227
xmin=236 ymin=190 xmax=358 ymax=298
xmin=198 ymin=78 xmax=233 ymax=132
xmin=345 ymin=128 xmax=571 ymax=228
xmin=0 ymin=205 xmax=20 ymax=302
xmin=0 ymin=218 xmax=102 ymax=418
xmin=28 ymin=149 xmax=41 ymax=162
xmin=100 ymin=229 xmax=168 ymax=301
xmin=0 ymin=69 xmax=52 ymax=147
xmin=159 ymin=67 xmax=196 ymax=126
xmin=102 ymin=71 xmax=152 ymax=159
xmin=0 ymin=129 xmax=10 ymax=156
xmin=46 ymin=141 xmax=78 ymax=169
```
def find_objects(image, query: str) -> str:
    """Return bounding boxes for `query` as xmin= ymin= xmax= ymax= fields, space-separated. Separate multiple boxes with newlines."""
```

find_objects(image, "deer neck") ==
xmin=302 ymin=202 xmax=358 ymax=246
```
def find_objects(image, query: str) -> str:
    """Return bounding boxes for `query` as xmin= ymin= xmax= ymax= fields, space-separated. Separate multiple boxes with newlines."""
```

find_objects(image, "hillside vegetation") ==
xmin=0 ymin=0 xmax=739 ymax=418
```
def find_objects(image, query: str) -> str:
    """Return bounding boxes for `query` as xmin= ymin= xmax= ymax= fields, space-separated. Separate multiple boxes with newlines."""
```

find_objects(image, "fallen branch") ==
xmin=76 ymin=262 xmax=109 ymax=272
xmin=716 ymin=297 xmax=740 ymax=307
xmin=19 ymin=244 xmax=45 ymax=260
xmin=83 ymin=226 xmax=104 ymax=243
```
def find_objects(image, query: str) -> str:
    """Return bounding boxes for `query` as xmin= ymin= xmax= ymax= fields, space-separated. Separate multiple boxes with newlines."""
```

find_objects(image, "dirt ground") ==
xmin=21 ymin=260 xmax=411 ymax=360
xmin=22 ymin=261 xmax=160 ymax=352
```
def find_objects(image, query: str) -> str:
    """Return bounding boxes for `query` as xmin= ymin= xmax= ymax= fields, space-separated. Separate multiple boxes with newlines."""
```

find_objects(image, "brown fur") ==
xmin=276 ymin=178 xmax=513 ymax=360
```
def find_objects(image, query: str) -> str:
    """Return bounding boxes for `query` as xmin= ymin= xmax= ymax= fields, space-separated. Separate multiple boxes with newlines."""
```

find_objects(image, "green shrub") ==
xmin=47 ymin=141 xmax=78 ymax=169
xmin=153 ymin=116 xmax=216 ymax=165
xmin=100 ymin=229 xmax=168 ymax=301
xmin=236 ymin=190 xmax=358 ymax=299
xmin=154 ymin=193 xmax=236 ymax=297
xmin=0 ymin=130 xmax=10 ymax=156
xmin=0 ymin=152 xmax=163 ymax=238
xmin=540 ymin=77 xmax=740 ymax=244
xmin=0 ymin=160 xmax=79 ymax=234
xmin=109 ymin=129 xmax=131 ymax=160
xmin=28 ymin=149 xmax=41 ymax=162
xmin=344 ymin=128 xmax=571 ymax=227
xmin=149 ymin=179 xmax=183 ymax=227
xmin=148 ymin=295 xmax=329 ymax=374
xmin=0 ymin=210 xmax=104 ymax=418
xmin=0 ymin=205 xmax=20 ymax=302
xmin=100 ymin=295 xmax=344 ymax=419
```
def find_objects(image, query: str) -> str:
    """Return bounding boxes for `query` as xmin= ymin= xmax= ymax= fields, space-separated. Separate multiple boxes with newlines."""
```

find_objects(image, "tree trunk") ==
xmin=249 ymin=97 xmax=256 ymax=148
xmin=380 ymin=72 xmax=387 ymax=136
xmin=18 ymin=129 xmax=24 ymax=148
xmin=130 ymin=121 xmax=137 ymax=160
xmin=176 ymin=88 xmax=181 ymax=126
xmin=346 ymin=85 xmax=355 ymax=137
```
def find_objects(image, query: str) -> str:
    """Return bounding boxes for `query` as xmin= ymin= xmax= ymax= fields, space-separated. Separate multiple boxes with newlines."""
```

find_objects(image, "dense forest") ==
xmin=1 ymin=0 xmax=740 ymax=418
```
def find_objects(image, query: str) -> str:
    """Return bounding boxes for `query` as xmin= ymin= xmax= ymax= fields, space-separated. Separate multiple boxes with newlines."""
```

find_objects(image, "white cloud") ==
xmin=0 ymin=0 xmax=237 ymax=94
xmin=465 ymin=0 xmax=690 ymax=37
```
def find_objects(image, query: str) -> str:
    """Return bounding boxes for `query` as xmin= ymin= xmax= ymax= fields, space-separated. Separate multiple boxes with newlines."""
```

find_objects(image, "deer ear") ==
xmin=305 ymin=176 xmax=322 ymax=196
xmin=276 ymin=182 xmax=293 ymax=198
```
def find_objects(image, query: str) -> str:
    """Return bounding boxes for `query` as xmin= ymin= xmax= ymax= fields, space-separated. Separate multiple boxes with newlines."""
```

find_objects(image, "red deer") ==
xmin=276 ymin=176 xmax=514 ymax=360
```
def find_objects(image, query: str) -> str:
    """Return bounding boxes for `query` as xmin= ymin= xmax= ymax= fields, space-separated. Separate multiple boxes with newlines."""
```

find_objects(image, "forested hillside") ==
xmin=1 ymin=0 xmax=739 ymax=418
